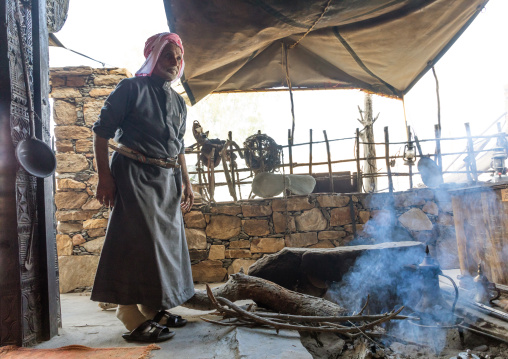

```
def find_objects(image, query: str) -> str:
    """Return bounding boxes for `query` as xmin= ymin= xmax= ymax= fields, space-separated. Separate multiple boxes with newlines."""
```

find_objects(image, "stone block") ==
xmin=76 ymin=140 xmax=93 ymax=153
xmin=82 ymin=236 xmax=105 ymax=253
xmin=318 ymin=230 xmax=346 ymax=240
xmin=56 ymin=153 xmax=89 ymax=173
xmin=83 ymin=218 xmax=108 ymax=229
xmin=57 ymin=178 xmax=86 ymax=190
xmin=285 ymin=232 xmax=318 ymax=247
xmin=422 ymin=201 xmax=439 ymax=216
xmin=437 ymin=213 xmax=454 ymax=226
xmin=209 ymin=245 xmax=225 ymax=260
xmin=210 ymin=205 xmax=242 ymax=216
xmin=189 ymin=250 xmax=208 ymax=261
xmin=295 ymin=208 xmax=327 ymax=231
xmin=394 ymin=192 xmax=426 ymax=208
xmin=87 ymin=228 xmax=105 ymax=238
xmin=398 ymin=208 xmax=433 ymax=231
xmin=370 ymin=209 xmax=395 ymax=227
xmin=242 ymin=219 xmax=270 ymax=236
xmin=241 ymin=204 xmax=272 ymax=217
xmin=82 ymin=198 xmax=103 ymax=210
xmin=250 ymin=237 xmax=285 ymax=253
xmin=228 ymin=259 xmax=257 ymax=275
xmin=55 ymin=140 xmax=73 ymax=152
xmin=185 ymin=228 xmax=207 ymax=250
xmin=51 ymin=76 xmax=66 ymax=87
xmin=51 ymin=87 xmax=82 ymax=99
xmin=83 ymin=100 xmax=103 ymax=126
xmin=229 ymin=240 xmax=250 ymax=249
xmin=272 ymin=197 xmax=314 ymax=212
xmin=191 ymin=260 xmax=227 ymax=283
xmin=273 ymin=212 xmax=296 ymax=233
xmin=51 ymin=66 xmax=93 ymax=76
xmin=358 ymin=210 xmax=371 ymax=224
xmin=438 ymin=201 xmax=453 ymax=213
xmin=225 ymin=249 xmax=251 ymax=258
xmin=55 ymin=191 xmax=89 ymax=210
xmin=65 ymin=76 xmax=87 ymax=87
xmin=56 ymin=234 xmax=73 ymax=256
xmin=109 ymin=68 xmax=132 ymax=77
xmin=58 ymin=255 xmax=100 ymax=293
xmin=53 ymin=100 xmax=77 ymax=125
xmin=330 ymin=207 xmax=352 ymax=227
xmin=308 ymin=240 xmax=335 ymax=249
xmin=94 ymin=75 xmax=125 ymax=86
xmin=54 ymin=126 xmax=92 ymax=140
xmin=89 ymin=88 xmax=115 ymax=97
xmin=56 ymin=210 xmax=94 ymax=221
xmin=72 ymin=234 xmax=86 ymax=246
xmin=184 ymin=211 xmax=206 ymax=228
xmin=206 ymin=215 xmax=241 ymax=239
xmin=316 ymin=195 xmax=350 ymax=208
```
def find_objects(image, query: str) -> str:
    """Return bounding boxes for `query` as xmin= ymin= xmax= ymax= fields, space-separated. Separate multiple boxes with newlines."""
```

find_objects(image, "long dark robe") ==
xmin=90 ymin=75 xmax=194 ymax=309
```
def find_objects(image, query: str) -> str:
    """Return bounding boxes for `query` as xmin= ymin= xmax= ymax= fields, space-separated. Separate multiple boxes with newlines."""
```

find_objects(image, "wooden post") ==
xmin=309 ymin=129 xmax=313 ymax=175
xmin=196 ymin=146 xmax=204 ymax=199
xmin=228 ymin=131 xmax=236 ymax=196
xmin=384 ymin=126 xmax=393 ymax=194
xmin=357 ymin=93 xmax=378 ymax=192
xmin=355 ymin=128 xmax=362 ymax=193
xmin=288 ymin=129 xmax=293 ymax=174
xmin=465 ymin=123 xmax=478 ymax=182
xmin=323 ymin=130 xmax=334 ymax=192
xmin=407 ymin=126 xmax=413 ymax=189
xmin=434 ymin=124 xmax=443 ymax=173
xmin=209 ymin=147 xmax=216 ymax=202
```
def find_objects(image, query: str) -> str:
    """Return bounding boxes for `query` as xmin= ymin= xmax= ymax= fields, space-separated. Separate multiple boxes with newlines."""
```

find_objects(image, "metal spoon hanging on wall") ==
xmin=14 ymin=0 xmax=56 ymax=178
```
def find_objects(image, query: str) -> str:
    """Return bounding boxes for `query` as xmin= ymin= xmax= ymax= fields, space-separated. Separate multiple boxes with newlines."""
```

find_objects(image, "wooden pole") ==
xmin=323 ymin=130 xmax=334 ymax=192
xmin=384 ymin=126 xmax=393 ymax=194
xmin=288 ymin=129 xmax=293 ymax=174
xmin=309 ymin=129 xmax=313 ymax=175
xmin=407 ymin=126 xmax=413 ymax=189
xmin=465 ymin=123 xmax=478 ymax=182
xmin=209 ymin=148 xmax=216 ymax=202
xmin=356 ymin=128 xmax=362 ymax=193
xmin=196 ymin=146 xmax=205 ymax=200
xmin=434 ymin=124 xmax=444 ymax=185
xmin=228 ymin=131 xmax=236 ymax=195
xmin=221 ymin=141 xmax=237 ymax=202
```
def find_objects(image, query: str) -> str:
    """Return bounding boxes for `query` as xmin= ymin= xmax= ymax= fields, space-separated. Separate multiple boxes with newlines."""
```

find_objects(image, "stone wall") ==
xmin=185 ymin=188 xmax=458 ymax=283
xmin=50 ymin=66 xmax=458 ymax=293
xmin=50 ymin=66 xmax=131 ymax=293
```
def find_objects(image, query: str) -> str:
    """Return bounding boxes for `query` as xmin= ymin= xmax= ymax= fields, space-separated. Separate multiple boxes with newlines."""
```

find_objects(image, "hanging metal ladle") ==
xmin=14 ymin=0 xmax=56 ymax=178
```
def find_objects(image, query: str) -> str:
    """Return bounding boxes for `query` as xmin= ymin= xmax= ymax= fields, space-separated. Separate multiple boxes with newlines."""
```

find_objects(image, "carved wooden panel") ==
xmin=5 ymin=0 xmax=44 ymax=346
xmin=46 ymin=0 xmax=69 ymax=33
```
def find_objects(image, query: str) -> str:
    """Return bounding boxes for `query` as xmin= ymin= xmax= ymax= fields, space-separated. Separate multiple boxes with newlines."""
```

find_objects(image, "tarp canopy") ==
xmin=163 ymin=0 xmax=487 ymax=105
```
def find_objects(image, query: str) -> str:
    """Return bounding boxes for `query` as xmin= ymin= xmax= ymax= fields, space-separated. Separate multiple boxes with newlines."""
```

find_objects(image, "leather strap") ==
xmin=108 ymin=144 xmax=180 ymax=169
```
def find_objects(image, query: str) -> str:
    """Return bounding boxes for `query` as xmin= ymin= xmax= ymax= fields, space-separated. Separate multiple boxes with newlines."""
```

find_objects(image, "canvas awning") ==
xmin=163 ymin=0 xmax=487 ymax=105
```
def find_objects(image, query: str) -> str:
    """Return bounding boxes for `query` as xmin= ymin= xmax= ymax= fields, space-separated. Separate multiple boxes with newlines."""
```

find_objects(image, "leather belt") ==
xmin=108 ymin=144 xmax=180 ymax=169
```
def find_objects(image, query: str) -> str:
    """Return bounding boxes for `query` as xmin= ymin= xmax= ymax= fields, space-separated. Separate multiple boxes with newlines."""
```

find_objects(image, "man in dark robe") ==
xmin=90 ymin=33 xmax=195 ymax=342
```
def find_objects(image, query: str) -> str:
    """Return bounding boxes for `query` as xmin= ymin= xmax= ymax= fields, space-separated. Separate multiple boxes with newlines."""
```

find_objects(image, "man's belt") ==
xmin=108 ymin=144 xmax=180 ymax=169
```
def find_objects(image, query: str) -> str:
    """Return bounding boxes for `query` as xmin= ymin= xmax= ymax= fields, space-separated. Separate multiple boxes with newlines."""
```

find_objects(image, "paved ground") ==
xmin=34 ymin=285 xmax=312 ymax=359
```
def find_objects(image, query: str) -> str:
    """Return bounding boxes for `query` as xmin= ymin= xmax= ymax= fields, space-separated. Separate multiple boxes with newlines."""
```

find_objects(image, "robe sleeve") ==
xmin=178 ymin=104 xmax=187 ymax=154
xmin=92 ymin=79 xmax=134 ymax=139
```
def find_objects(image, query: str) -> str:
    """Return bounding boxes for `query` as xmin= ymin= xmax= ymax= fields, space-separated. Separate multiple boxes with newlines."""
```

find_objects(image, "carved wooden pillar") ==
xmin=0 ymin=0 xmax=60 ymax=346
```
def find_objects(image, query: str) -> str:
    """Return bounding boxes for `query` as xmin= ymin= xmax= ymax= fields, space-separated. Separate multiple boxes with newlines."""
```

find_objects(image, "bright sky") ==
xmin=49 ymin=0 xmax=508 ymax=191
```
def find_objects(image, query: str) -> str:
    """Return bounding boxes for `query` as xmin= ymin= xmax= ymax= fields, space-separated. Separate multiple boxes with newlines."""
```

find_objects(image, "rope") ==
xmin=289 ymin=0 xmax=333 ymax=49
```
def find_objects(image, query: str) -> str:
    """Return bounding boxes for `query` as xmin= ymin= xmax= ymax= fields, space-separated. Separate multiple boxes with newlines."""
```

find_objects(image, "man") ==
xmin=90 ymin=33 xmax=195 ymax=343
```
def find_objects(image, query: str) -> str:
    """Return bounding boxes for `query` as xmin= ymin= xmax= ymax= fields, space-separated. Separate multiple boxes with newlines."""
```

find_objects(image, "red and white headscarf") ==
xmin=135 ymin=32 xmax=185 ymax=84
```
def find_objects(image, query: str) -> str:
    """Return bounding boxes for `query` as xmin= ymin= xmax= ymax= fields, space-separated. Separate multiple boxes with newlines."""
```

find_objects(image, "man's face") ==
xmin=152 ymin=43 xmax=183 ymax=81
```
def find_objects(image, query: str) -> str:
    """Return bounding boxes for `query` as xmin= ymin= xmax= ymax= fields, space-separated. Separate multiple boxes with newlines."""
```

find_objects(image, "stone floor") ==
xmin=34 ymin=284 xmax=312 ymax=359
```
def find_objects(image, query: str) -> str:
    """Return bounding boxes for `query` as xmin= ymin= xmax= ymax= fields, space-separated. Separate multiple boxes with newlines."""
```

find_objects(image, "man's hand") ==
xmin=96 ymin=172 xmax=116 ymax=208
xmin=181 ymin=182 xmax=194 ymax=213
